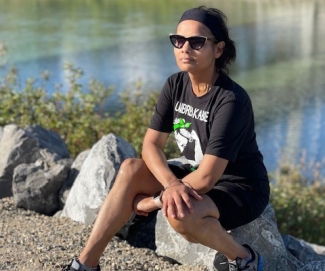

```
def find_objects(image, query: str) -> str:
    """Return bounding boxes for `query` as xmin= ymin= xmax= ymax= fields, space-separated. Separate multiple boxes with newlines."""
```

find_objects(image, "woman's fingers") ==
xmin=189 ymin=188 xmax=203 ymax=200
xmin=173 ymin=195 xmax=186 ymax=218
xmin=163 ymin=190 xmax=178 ymax=218
xmin=181 ymin=194 xmax=193 ymax=214
xmin=135 ymin=210 xmax=149 ymax=216
xmin=163 ymin=184 xmax=201 ymax=218
xmin=168 ymin=199 xmax=178 ymax=218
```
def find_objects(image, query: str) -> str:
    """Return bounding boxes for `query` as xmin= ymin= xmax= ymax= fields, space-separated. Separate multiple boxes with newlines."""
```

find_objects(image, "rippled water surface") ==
xmin=1 ymin=0 xmax=325 ymax=177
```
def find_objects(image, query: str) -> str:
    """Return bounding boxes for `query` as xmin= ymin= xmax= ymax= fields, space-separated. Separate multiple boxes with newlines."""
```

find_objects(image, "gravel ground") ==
xmin=0 ymin=197 xmax=208 ymax=271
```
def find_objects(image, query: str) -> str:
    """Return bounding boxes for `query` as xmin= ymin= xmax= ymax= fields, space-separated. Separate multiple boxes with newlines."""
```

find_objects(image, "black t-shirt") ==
xmin=150 ymin=71 xmax=268 ymax=183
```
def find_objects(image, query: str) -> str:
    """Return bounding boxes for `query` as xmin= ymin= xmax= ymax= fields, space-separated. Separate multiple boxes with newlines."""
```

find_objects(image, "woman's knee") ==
xmin=167 ymin=196 xmax=220 ymax=235
xmin=167 ymin=215 xmax=195 ymax=236
xmin=119 ymin=158 xmax=144 ymax=177
xmin=181 ymin=234 xmax=198 ymax=243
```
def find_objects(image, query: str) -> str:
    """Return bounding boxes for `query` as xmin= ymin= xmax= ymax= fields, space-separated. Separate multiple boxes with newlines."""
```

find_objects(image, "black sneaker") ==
xmin=62 ymin=258 xmax=100 ymax=271
xmin=213 ymin=251 xmax=229 ymax=271
xmin=234 ymin=244 xmax=264 ymax=271
xmin=214 ymin=245 xmax=263 ymax=271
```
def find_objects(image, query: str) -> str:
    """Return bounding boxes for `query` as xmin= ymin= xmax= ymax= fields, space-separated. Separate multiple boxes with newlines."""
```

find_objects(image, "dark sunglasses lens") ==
xmin=188 ymin=37 xmax=206 ymax=50
xmin=170 ymin=35 xmax=185 ymax=48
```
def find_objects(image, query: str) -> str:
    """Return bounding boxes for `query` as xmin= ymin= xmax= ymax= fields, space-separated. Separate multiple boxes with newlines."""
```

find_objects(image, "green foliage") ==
xmin=109 ymin=84 xmax=158 ymax=156
xmin=0 ymin=62 xmax=114 ymax=156
xmin=270 ymin=164 xmax=325 ymax=245
xmin=109 ymin=84 xmax=179 ymax=158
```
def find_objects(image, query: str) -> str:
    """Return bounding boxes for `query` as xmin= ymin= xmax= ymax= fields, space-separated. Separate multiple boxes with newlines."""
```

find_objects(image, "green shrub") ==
xmin=0 ymin=63 xmax=115 ymax=156
xmin=270 ymin=164 xmax=325 ymax=245
xmin=109 ymin=86 xmax=179 ymax=158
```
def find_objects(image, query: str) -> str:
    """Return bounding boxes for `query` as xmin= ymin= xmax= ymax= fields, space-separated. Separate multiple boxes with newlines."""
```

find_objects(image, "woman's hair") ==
xmin=197 ymin=6 xmax=236 ymax=74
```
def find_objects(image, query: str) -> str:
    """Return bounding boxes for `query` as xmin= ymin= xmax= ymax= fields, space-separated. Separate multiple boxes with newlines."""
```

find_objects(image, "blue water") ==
xmin=1 ymin=0 xmax=325 ymax=179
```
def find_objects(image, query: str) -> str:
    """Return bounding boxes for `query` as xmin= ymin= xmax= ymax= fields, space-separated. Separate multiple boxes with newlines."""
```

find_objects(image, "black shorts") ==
xmin=168 ymin=163 xmax=270 ymax=231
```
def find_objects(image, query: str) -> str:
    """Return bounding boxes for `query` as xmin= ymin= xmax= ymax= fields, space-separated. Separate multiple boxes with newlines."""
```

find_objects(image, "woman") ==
xmin=63 ymin=6 xmax=269 ymax=271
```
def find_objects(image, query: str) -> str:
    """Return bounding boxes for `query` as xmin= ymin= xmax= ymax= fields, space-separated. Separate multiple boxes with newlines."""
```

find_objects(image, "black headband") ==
xmin=178 ymin=8 xmax=225 ymax=41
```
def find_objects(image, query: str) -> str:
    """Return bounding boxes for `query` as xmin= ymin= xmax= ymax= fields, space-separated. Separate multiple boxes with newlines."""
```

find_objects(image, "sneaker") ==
xmin=213 ymin=251 xmax=229 ymax=271
xmin=214 ymin=245 xmax=263 ymax=271
xmin=235 ymin=244 xmax=264 ymax=271
xmin=62 ymin=258 xmax=101 ymax=271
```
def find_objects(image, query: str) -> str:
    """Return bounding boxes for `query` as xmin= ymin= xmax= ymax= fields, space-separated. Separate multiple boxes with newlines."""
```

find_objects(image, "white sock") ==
xmin=239 ymin=249 xmax=252 ymax=268
xmin=71 ymin=258 xmax=97 ymax=271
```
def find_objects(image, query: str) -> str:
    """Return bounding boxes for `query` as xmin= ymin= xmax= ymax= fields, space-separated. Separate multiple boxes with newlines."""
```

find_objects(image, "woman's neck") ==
xmin=189 ymin=70 xmax=219 ymax=97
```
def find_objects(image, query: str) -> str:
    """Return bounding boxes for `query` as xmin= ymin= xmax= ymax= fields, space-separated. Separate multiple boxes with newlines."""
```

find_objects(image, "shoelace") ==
xmin=61 ymin=265 xmax=71 ymax=271
xmin=228 ymin=260 xmax=239 ymax=271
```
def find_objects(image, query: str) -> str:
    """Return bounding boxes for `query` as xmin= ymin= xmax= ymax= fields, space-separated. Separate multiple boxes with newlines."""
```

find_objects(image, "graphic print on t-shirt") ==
xmin=173 ymin=118 xmax=203 ymax=166
xmin=175 ymin=101 xmax=209 ymax=122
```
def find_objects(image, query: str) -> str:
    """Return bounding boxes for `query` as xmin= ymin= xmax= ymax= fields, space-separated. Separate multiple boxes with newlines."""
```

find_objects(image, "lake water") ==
xmin=1 ymin=0 xmax=325 ymax=178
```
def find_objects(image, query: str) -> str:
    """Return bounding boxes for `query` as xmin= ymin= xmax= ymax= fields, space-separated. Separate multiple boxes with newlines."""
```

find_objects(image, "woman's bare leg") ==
xmin=78 ymin=158 xmax=163 ymax=267
xmin=167 ymin=195 xmax=249 ymax=261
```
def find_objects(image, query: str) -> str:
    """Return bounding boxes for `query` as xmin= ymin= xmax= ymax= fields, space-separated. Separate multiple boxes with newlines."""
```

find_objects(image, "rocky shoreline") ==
xmin=0 ymin=197 xmax=207 ymax=271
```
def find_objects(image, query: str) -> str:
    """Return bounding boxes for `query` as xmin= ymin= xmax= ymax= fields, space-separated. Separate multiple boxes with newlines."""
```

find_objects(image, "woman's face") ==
xmin=174 ymin=20 xmax=224 ymax=75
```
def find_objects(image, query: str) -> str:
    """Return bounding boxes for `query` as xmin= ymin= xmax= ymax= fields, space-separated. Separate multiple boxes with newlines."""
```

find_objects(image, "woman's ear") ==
xmin=214 ymin=41 xmax=225 ymax=58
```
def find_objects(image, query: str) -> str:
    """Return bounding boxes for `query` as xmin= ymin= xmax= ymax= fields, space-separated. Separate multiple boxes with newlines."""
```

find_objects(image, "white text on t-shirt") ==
xmin=175 ymin=101 xmax=209 ymax=122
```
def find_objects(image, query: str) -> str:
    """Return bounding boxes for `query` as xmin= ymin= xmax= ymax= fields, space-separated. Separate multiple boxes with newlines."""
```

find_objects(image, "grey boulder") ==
xmin=61 ymin=133 xmax=137 ymax=233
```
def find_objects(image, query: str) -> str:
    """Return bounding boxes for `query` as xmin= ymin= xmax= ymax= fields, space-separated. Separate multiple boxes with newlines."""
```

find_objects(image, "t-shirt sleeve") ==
xmin=205 ymin=101 xmax=252 ymax=162
xmin=149 ymin=79 xmax=174 ymax=133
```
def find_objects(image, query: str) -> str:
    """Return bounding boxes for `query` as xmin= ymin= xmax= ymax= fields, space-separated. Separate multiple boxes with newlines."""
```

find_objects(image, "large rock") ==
xmin=12 ymin=156 xmax=71 ymax=215
xmin=148 ymin=204 xmax=325 ymax=271
xmin=154 ymin=204 xmax=302 ymax=271
xmin=25 ymin=125 xmax=70 ymax=160
xmin=0 ymin=126 xmax=3 ymax=140
xmin=0 ymin=124 xmax=40 ymax=198
xmin=229 ymin=204 xmax=302 ymax=271
xmin=61 ymin=134 xmax=137 ymax=229
xmin=283 ymin=235 xmax=325 ymax=263
xmin=298 ymin=261 xmax=325 ymax=271
xmin=59 ymin=149 xmax=90 ymax=209
xmin=0 ymin=124 xmax=70 ymax=199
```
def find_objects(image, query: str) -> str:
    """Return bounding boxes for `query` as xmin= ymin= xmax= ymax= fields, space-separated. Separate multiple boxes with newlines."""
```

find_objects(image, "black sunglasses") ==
xmin=169 ymin=34 xmax=217 ymax=50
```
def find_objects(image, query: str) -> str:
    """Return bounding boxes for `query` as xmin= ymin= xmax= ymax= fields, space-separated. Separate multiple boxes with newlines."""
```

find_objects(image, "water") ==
xmin=1 ymin=0 xmax=325 ymax=178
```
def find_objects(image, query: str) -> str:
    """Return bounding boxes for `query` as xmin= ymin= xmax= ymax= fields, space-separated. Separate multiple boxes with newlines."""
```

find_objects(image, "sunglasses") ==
xmin=169 ymin=34 xmax=217 ymax=50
